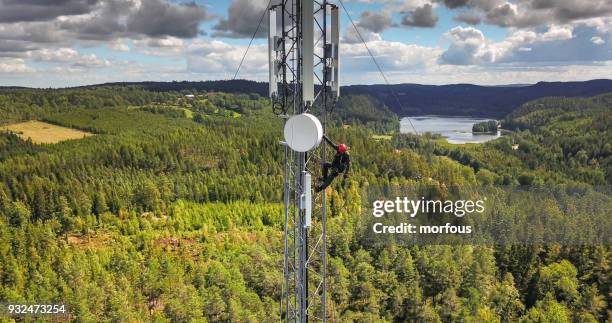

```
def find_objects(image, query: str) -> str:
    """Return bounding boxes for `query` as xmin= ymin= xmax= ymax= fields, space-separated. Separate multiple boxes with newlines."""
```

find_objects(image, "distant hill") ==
xmin=71 ymin=79 xmax=612 ymax=118
xmin=342 ymin=79 xmax=612 ymax=117
xmin=496 ymin=93 xmax=611 ymax=184
xmin=84 ymin=80 xmax=270 ymax=96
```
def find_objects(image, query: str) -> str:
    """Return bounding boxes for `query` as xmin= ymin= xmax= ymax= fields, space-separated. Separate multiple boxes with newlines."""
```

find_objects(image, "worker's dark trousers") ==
xmin=317 ymin=162 xmax=338 ymax=191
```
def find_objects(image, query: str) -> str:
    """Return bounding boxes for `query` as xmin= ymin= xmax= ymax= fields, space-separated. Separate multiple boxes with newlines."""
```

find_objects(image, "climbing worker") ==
xmin=316 ymin=134 xmax=350 ymax=192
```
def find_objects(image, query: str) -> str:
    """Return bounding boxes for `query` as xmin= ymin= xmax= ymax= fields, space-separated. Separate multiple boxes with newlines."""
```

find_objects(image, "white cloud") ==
xmin=579 ymin=17 xmax=612 ymax=34
xmin=0 ymin=58 xmax=34 ymax=73
xmin=417 ymin=62 xmax=612 ymax=85
xmin=108 ymin=40 xmax=130 ymax=52
xmin=440 ymin=23 xmax=606 ymax=66
xmin=342 ymin=26 xmax=383 ymax=44
xmin=540 ymin=25 xmax=573 ymax=41
xmin=343 ymin=40 xmax=438 ymax=68
xmin=132 ymin=36 xmax=185 ymax=56
xmin=439 ymin=26 xmax=494 ymax=65
xmin=504 ymin=30 xmax=537 ymax=44
xmin=31 ymin=48 xmax=111 ymax=68
xmin=591 ymin=36 xmax=605 ymax=45
xmin=184 ymin=37 xmax=439 ymax=81
xmin=186 ymin=40 xmax=268 ymax=78
xmin=467 ymin=0 xmax=612 ymax=28
xmin=145 ymin=37 xmax=184 ymax=48
xmin=397 ymin=0 xmax=439 ymax=11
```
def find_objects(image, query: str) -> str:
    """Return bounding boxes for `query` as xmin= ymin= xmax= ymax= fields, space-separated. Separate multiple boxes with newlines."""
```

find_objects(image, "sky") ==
xmin=0 ymin=0 xmax=611 ymax=88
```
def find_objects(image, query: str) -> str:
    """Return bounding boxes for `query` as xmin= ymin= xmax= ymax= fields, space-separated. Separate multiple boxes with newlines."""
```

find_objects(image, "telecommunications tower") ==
xmin=268 ymin=0 xmax=340 ymax=321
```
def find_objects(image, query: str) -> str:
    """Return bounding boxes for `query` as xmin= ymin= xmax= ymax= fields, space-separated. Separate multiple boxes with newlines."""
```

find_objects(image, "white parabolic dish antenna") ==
xmin=284 ymin=113 xmax=323 ymax=152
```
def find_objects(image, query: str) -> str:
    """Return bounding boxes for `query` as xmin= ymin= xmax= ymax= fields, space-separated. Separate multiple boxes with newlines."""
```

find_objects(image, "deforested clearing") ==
xmin=0 ymin=120 xmax=93 ymax=144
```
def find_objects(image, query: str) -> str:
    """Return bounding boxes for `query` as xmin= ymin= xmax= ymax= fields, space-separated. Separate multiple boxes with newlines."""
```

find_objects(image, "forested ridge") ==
xmin=15 ymin=78 xmax=612 ymax=117
xmin=434 ymin=94 xmax=612 ymax=186
xmin=0 ymin=86 xmax=609 ymax=322
xmin=326 ymin=79 xmax=612 ymax=117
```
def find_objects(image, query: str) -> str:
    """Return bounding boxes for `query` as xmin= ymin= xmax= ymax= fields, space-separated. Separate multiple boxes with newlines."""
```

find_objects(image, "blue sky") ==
xmin=0 ymin=0 xmax=610 ymax=87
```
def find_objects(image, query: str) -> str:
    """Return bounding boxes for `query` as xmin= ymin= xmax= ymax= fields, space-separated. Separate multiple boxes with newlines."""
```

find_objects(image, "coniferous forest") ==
xmin=0 ymin=86 xmax=610 ymax=322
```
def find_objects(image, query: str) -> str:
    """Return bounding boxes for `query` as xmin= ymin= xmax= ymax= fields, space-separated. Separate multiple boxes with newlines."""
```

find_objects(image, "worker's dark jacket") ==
xmin=324 ymin=135 xmax=350 ymax=174
xmin=332 ymin=152 xmax=350 ymax=173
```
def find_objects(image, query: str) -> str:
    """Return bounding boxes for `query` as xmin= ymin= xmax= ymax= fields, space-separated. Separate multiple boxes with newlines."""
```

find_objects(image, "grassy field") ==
xmin=0 ymin=120 xmax=94 ymax=144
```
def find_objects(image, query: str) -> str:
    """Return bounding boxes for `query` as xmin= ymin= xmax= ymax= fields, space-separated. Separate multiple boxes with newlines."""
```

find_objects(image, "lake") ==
xmin=400 ymin=116 xmax=501 ymax=144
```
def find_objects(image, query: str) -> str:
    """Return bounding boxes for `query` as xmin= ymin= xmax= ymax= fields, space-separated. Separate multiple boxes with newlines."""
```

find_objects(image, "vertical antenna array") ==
xmin=269 ymin=0 xmax=340 ymax=321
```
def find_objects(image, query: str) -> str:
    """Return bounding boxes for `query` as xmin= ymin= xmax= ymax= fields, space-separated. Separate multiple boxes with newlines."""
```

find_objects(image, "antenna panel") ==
xmin=303 ymin=172 xmax=312 ymax=228
xmin=268 ymin=7 xmax=278 ymax=98
xmin=302 ymin=0 xmax=314 ymax=103
xmin=331 ymin=6 xmax=340 ymax=96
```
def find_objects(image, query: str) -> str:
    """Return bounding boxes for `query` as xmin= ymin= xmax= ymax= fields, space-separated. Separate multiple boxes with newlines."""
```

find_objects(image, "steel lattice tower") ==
xmin=268 ymin=1 xmax=340 ymax=322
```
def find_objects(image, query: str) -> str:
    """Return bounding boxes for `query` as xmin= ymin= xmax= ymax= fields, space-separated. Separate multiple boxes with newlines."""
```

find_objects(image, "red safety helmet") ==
xmin=338 ymin=144 xmax=348 ymax=154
